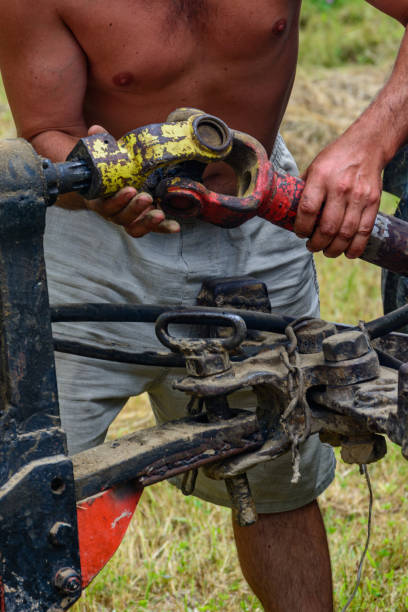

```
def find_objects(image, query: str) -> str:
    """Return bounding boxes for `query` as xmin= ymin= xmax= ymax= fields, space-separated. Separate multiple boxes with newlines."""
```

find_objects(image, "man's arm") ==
xmin=294 ymin=1 xmax=408 ymax=259
xmin=0 ymin=1 xmax=179 ymax=236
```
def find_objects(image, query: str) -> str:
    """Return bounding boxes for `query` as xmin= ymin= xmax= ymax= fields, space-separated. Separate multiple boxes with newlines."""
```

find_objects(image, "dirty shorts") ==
xmin=44 ymin=133 xmax=335 ymax=513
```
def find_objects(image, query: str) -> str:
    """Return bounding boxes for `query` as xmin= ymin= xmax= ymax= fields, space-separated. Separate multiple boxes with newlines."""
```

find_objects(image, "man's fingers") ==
xmin=305 ymin=190 xmax=346 ymax=253
xmin=322 ymin=200 xmax=361 ymax=258
xmin=89 ymin=188 xmax=145 ymax=217
xmin=126 ymin=211 xmax=180 ymax=238
xmin=344 ymin=186 xmax=381 ymax=258
xmin=295 ymin=181 xmax=326 ymax=239
xmin=345 ymin=205 xmax=377 ymax=259
xmin=151 ymin=218 xmax=181 ymax=234
xmin=87 ymin=189 xmax=180 ymax=238
xmin=109 ymin=192 xmax=154 ymax=225
xmin=87 ymin=124 xmax=107 ymax=135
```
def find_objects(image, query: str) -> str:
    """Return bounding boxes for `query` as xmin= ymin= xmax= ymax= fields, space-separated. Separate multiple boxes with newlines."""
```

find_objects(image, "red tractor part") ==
xmin=77 ymin=484 xmax=143 ymax=588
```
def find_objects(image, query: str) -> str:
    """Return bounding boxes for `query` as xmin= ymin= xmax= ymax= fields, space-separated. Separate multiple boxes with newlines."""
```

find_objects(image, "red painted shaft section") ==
xmin=258 ymin=171 xmax=304 ymax=231
xmin=160 ymin=165 xmax=408 ymax=276
xmin=258 ymin=170 xmax=408 ymax=276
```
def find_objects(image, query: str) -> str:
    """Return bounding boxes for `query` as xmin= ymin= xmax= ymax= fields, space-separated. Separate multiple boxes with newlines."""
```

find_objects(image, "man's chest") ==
xmin=58 ymin=0 xmax=301 ymax=89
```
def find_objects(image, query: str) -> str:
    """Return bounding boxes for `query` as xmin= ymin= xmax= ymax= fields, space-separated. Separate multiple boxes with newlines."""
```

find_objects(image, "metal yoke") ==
xmin=44 ymin=108 xmax=233 ymax=202
xmin=156 ymin=130 xmax=408 ymax=277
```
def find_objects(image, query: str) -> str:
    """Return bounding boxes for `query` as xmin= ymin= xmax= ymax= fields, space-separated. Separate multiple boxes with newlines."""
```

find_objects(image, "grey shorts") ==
xmin=44 ymin=134 xmax=335 ymax=513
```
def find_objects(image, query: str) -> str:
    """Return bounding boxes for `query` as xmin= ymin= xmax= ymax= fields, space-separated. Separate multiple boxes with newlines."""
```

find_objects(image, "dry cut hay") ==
xmin=282 ymin=64 xmax=392 ymax=172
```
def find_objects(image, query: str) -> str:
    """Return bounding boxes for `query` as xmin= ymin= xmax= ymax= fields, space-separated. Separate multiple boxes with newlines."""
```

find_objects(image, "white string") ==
xmin=341 ymin=464 xmax=373 ymax=612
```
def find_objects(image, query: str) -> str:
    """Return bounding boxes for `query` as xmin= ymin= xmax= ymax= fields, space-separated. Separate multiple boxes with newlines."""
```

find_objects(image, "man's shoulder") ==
xmin=0 ymin=0 xmax=61 ymax=24
xmin=0 ymin=0 xmax=70 ymax=47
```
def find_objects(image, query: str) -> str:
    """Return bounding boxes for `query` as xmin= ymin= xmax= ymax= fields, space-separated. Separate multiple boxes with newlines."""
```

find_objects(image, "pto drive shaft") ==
xmin=41 ymin=108 xmax=232 ymax=204
xmin=156 ymin=129 xmax=408 ymax=277
xmin=39 ymin=107 xmax=408 ymax=278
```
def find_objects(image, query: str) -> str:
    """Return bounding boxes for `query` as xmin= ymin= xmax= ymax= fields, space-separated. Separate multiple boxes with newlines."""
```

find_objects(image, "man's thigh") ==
xmin=55 ymin=352 xmax=167 ymax=455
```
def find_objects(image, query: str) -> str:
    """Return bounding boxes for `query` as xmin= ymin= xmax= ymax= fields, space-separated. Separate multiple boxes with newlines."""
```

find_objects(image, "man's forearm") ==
xmin=294 ymin=21 xmax=408 ymax=259
xmin=346 ymin=24 xmax=408 ymax=164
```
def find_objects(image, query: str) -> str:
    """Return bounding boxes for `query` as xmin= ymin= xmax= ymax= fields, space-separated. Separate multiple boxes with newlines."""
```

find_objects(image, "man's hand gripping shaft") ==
xmin=156 ymin=127 xmax=408 ymax=278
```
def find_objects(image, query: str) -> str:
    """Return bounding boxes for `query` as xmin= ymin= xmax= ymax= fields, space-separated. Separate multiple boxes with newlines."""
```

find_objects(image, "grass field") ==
xmin=1 ymin=2 xmax=408 ymax=610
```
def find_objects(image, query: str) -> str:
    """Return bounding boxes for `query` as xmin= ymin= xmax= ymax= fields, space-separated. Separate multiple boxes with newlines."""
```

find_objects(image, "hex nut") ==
xmin=340 ymin=435 xmax=387 ymax=465
xmin=54 ymin=567 xmax=81 ymax=595
xmin=295 ymin=319 xmax=337 ymax=354
xmin=322 ymin=330 xmax=371 ymax=362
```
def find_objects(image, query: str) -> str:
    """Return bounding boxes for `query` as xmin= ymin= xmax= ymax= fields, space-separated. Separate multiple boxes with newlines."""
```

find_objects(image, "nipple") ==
xmin=273 ymin=19 xmax=287 ymax=35
xmin=113 ymin=72 xmax=134 ymax=87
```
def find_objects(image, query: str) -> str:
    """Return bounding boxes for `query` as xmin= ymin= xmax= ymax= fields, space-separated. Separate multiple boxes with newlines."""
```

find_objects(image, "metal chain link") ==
xmin=279 ymin=318 xmax=313 ymax=484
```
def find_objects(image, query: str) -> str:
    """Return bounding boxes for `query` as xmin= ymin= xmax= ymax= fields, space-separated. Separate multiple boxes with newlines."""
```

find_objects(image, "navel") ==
xmin=272 ymin=18 xmax=287 ymax=35
xmin=112 ymin=72 xmax=134 ymax=87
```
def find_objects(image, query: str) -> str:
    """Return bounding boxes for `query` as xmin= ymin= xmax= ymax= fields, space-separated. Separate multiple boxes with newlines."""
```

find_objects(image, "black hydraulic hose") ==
xmin=375 ymin=348 xmax=403 ymax=370
xmin=51 ymin=303 xmax=408 ymax=369
xmin=50 ymin=303 xmax=294 ymax=333
xmin=51 ymin=304 xmax=292 ymax=366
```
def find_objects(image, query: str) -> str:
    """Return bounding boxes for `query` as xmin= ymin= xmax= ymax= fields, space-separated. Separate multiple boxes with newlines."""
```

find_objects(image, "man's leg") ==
xmin=233 ymin=500 xmax=333 ymax=612
xmin=55 ymin=352 xmax=166 ymax=455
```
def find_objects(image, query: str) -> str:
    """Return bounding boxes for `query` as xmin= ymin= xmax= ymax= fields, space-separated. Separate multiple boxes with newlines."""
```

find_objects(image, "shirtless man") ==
xmin=1 ymin=2 xmax=408 ymax=610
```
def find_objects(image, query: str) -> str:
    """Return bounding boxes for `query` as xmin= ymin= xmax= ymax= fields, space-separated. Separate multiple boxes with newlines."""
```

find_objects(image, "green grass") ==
xmin=0 ymin=80 xmax=14 ymax=137
xmin=299 ymin=1 xmax=404 ymax=67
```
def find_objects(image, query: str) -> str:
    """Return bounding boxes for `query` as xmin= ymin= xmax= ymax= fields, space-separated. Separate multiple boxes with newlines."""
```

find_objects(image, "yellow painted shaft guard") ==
xmin=67 ymin=111 xmax=232 ymax=199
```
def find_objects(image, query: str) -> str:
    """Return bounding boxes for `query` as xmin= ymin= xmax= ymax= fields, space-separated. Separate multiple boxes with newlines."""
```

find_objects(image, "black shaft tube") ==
xmin=361 ymin=212 xmax=408 ymax=276
xmin=42 ymin=159 xmax=91 ymax=204
xmin=53 ymin=338 xmax=281 ymax=367
xmin=365 ymin=304 xmax=408 ymax=339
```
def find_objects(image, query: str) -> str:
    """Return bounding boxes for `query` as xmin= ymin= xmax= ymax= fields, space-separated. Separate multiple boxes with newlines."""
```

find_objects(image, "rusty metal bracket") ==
xmin=0 ymin=139 xmax=81 ymax=611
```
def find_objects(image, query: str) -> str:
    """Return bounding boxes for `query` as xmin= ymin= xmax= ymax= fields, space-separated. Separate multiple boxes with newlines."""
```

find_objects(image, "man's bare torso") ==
xmin=58 ymin=0 xmax=301 ymax=154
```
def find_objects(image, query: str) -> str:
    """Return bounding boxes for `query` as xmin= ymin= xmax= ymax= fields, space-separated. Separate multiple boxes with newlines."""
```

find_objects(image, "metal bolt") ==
xmin=340 ymin=435 xmax=387 ymax=465
xmin=54 ymin=567 xmax=81 ymax=595
xmin=322 ymin=330 xmax=371 ymax=363
xmin=295 ymin=319 xmax=337 ymax=354
xmin=225 ymin=474 xmax=258 ymax=527
xmin=49 ymin=522 xmax=73 ymax=547
xmin=186 ymin=348 xmax=231 ymax=377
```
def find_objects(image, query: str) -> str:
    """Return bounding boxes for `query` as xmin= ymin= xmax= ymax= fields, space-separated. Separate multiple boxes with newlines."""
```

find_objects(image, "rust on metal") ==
xmin=72 ymin=412 xmax=264 ymax=501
